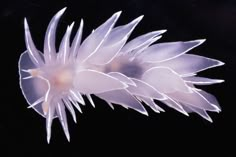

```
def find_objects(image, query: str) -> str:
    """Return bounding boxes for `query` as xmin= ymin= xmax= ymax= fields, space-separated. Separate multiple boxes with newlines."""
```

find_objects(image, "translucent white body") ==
xmin=19 ymin=8 xmax=224 ymax=143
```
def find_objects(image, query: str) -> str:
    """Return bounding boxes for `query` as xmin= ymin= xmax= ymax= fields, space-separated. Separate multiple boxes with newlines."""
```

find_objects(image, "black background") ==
xmin=1 ymin=0 xmax=235 ymax=156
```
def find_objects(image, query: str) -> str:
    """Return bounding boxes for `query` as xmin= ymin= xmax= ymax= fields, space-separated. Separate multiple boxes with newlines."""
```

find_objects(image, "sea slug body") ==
xmin=19 ymin=8 xmax=224 ymax=143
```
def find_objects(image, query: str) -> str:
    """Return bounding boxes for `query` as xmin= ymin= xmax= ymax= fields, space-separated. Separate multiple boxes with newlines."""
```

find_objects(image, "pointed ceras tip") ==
xmin=199 ymin=39 xmax=206 ymax=43
xmin=70 ymin=21 xmax=75 ymax=28
xmin=194 ymin=39 xmax=206 ymax=46
xmin=54 ymin=7 xmax=67 ymax=19
xmin=135 ymin=15 xmax=144 ymax=23
xmin=47 ymin=135 xmax=51 ymax=144
xmin=213 ymin=105 xmax=221 ymax=113
xmin=153 ymin=29 xmax=167 ymax=34
xmin=159 ymin=108 xmax=165 ymax=112
xmin=218 ymin=61 xmax=225 ymax=66
xmin=114 ymin=11 xmax=122 ymax=17
xmin=65 ymin=132 xmax=70 ymax=142
xmin=160 ymin=29 xmax=167 ymax=33
xmin=24 ymin=18 xmax=29 ymax=29
xmin=183 ymin=111 xmax=189 ymax=117
xmin=59 ymin=7 xmax=67 ymax=14
xmin=208 ymin=117 xmax=213 ymax=123
xmin=219 ymin=80 xmax=225 ymax=83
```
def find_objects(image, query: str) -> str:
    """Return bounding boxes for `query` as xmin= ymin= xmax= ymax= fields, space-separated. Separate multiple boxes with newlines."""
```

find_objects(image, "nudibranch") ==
xmin=19 ymin=8 xmax=224 ymax=143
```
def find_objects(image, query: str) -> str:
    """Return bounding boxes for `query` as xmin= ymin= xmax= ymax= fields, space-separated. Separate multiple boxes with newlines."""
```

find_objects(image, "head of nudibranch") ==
xmin=19 ymin=7 xmax=224 ymax=143
xmin=19 ymin=8 xmax=128 ymax=142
